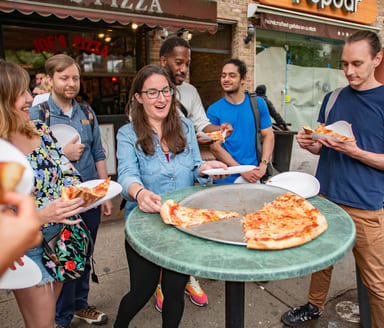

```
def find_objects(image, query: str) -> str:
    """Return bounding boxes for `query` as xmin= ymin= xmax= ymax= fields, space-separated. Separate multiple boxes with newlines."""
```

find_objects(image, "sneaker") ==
xmin=155 ymin=284 xmax=164 ymax=313
xmin=281 ymin=302 xmax=322 ymax=326
xmin=74 ymin=306 xmax=108 ymax=325
xmin=185 ymin=276 xmax=208 ymax=307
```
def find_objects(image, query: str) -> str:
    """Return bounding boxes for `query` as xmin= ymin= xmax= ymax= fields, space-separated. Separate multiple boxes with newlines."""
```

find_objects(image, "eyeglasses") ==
xmin=141 ymin=86 xmax=174 ymax=99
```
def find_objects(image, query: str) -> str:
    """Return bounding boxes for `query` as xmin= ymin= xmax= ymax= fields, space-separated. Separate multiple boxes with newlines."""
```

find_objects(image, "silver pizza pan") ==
xmin=177 ymin=184 xmax=291 ymax=246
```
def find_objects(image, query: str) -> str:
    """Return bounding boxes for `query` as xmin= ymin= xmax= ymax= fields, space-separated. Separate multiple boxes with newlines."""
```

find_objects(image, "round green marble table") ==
xmin=125 ymin=185 xmax=356 ymax=328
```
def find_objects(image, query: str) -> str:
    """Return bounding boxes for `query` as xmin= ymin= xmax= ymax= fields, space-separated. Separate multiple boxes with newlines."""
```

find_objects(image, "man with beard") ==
xmin=207 ymin=59 xmax=274 ymax=184
xmin=29 ymin=54 xmax=112 ymax=328
xmin=159 ymin=37 xmax=232 ymax=139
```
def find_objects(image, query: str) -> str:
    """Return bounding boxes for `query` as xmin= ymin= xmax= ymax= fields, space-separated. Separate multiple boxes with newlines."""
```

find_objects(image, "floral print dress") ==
xmin=28 ymin=120 xmax=81 ymax=226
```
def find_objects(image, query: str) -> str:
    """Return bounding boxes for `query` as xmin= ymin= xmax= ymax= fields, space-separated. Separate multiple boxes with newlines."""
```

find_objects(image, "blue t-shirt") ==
xmin=207 ymin=94 xmax=272 ymax=183
xmin=316 ymin=85 xmax=384 ymax=210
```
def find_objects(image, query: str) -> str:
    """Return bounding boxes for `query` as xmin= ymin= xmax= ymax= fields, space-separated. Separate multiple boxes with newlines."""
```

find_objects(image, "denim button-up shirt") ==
xmin=117 ymin=117 xmax=210 ymax=215
xmin=30 ymin=95 xmax=106 ymax=182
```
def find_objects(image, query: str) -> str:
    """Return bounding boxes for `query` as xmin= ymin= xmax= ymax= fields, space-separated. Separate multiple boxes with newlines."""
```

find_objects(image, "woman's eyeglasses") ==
xmin=141 ymin=86 xmax=174 ymax=99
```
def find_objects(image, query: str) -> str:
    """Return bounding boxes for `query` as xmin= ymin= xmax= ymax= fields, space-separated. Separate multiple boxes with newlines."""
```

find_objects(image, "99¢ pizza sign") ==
xmin=33 ymin=35 xmax=109 ymax=57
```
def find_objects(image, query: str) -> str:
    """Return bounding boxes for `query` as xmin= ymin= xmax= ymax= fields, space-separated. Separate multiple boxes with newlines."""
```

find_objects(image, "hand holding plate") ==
xmin=62 ymin=136 xmax=85 ymax=161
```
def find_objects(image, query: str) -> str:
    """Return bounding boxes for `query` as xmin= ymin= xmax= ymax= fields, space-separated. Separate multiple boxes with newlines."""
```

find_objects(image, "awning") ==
xmin=248 ymin=4 xmax=380 ymax=40
xmin=0 ymin=0 xmax=218 ymax=33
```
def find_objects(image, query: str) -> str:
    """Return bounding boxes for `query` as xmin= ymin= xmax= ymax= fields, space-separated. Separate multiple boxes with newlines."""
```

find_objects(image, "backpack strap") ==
xmin=79 ymin=103 xmax=95 ymax=131
xmin=38 ymin=101 xmax=51 ymax=125
xmin=38 ymin=101 xmax=95 ymax=131
xmin=246 ymin=91 xmax=262 ymax=162
xmin=178 ymin=102 xmax=189 ymax=118
xmin=324 ymin=87 xmax=343 ymax=124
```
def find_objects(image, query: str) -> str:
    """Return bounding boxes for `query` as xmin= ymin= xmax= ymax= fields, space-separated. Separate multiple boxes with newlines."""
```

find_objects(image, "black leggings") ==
xmin=114 ymin=240 xmax=189 ymax=328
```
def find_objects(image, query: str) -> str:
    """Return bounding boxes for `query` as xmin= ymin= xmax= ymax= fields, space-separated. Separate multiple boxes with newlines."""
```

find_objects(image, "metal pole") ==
xmin=225 ymin=281 xmax=245 ymax=328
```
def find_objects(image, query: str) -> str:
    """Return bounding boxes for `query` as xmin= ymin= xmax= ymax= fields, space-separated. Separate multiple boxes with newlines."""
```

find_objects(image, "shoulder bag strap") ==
xmin=325 ymin=87 xmax=343 ymax=124
xmin=79 ymin=104 xmax=95 ymax=131
xmin=247 ymin=91 xmax=262 ymax=163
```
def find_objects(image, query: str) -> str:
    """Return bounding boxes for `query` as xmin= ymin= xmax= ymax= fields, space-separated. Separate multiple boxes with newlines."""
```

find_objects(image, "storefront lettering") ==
xmin=33 ymin=35 xmax=108 ymax=58
xmin=70 ymin=0 xmax=163 ymax=13
xmin=72 ymin=36 xmax=108 ymax=57
xmin=292 ymin=0 xmax=362 ymax=12
xmin=33 ymin=35 xmax=67 ymax=53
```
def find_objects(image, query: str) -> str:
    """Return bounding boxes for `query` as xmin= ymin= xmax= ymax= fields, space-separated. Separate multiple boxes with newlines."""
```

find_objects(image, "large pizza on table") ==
xmin=62 ymin=177 xmax=110 ymax=207
xmin=160 ymin=192 xmax=327 ymax=250
xmin=241 ymin=193 xmax=327 ymax=249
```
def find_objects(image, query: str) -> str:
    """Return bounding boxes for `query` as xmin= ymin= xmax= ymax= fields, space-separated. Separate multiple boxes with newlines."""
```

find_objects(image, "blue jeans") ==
xmin=55 ymin=206 xmax=101 ymax=326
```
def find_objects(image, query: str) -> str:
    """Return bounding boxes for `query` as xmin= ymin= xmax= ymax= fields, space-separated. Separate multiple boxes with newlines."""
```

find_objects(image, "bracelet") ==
xmin=135 ymin=187 xmax=145 ymax=201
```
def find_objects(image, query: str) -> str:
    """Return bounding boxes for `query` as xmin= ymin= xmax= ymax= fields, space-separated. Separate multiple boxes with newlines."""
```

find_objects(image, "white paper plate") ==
xmin=311 ymin=121 xmax=354 ymax=143
xmin=202 ymin=165 xmax=256 ymax=176
xmin=0 ymin=139 xmax=34 ymax=195
xmin=78 ymin=179 xmax=122 ymax=212
xmin=266 ymin=171 xmax=320 ymax=198
xmin=0 ymin=255 xmax=42 ymax=289
xmin=50 ymin=124 xmax=81 ymax=147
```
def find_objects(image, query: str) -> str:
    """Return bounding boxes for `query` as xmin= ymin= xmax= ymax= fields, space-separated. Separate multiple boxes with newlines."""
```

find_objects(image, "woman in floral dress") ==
xmin=0 ymin=60 xmax=85 ymax=327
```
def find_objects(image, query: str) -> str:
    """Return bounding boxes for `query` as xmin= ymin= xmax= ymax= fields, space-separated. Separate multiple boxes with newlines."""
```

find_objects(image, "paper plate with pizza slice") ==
xmin=62 ymin=177 xmax=122 ymax=212
xmin=0 ymin=138 xmax=34 ymax=200
xmin=303 ymin=121 xmax=355 ymax=143
xmin=197 ymin=130 xmax=227 ymax=142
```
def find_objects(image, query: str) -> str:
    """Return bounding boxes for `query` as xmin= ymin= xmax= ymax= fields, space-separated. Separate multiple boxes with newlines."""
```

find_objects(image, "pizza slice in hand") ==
xmin=0 ymin=162 xmax=25 ymax=202
xmin=62 ymin=177 xmax=111 ymax=208
xmin=303 ymin=125 xmax=356 ymax=143
xmin=205 ymin=130 xmax=225 ymax=141
xmin=160 ymin=199 xmax=239 ymax=228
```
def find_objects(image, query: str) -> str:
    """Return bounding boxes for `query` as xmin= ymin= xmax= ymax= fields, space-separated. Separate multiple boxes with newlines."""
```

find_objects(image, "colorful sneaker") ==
xmin=185 ymin=276 xmax=208 ymax=307
xmin=281 ymin=302 xmax=322 ymax=326
xmin=74 ymin=306 xmax=108 ymax=325
xmin=155 ymin=284 xmax=164 ymax=313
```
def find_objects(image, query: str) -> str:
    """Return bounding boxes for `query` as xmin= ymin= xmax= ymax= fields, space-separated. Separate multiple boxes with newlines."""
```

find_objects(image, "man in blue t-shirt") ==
xmin=281 ymin=31 xmax=384 ymax=328
xmin=207 ymin=58 xmax=274 ymax=183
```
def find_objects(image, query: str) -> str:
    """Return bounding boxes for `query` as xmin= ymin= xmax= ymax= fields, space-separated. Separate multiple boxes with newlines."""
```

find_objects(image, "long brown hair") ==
xmin=0 ymin=60 xmax=38 ymax=140
xmin=126 ymin=65 xmax=187 ymax=157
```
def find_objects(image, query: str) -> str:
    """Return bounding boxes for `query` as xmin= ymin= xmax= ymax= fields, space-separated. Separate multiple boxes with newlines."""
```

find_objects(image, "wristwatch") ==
xmin=261 ymin=159 xmax=269 ymax=165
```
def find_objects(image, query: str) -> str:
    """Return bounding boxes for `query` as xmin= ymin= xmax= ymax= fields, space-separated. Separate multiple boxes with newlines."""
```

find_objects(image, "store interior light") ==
xmin=187 ymin=32 xmax=193 ymax=40
xmin=98 ymin=33 xmax=105 ymax=39
xmin=112 ymin=76 xmax=118 ymax=83
xmin=131 ymin=23 xmax=138 ymax=30
xmin=105 ymin=36 xmax=112 ymax=42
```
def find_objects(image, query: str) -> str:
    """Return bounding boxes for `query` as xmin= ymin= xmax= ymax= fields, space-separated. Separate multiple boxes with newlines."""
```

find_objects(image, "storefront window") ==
xmin=255 ymin=29 xmax=346 ymax=130
xmin=2 ymin=24 xmax=145 ymax=115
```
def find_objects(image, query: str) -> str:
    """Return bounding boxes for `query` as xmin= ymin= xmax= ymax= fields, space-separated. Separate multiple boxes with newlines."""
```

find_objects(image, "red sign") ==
xmin=33 ymin=35 xmax=109 ymax=57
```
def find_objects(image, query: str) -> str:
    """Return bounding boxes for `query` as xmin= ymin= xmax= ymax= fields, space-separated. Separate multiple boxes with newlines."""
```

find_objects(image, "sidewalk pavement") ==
xmin=0 ymin=139 xmax=361 ymax=328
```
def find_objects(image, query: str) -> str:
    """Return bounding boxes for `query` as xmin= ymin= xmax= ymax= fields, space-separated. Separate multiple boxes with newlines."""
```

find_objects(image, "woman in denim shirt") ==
xmin=115 ymin=65 xmax=228 ymax=328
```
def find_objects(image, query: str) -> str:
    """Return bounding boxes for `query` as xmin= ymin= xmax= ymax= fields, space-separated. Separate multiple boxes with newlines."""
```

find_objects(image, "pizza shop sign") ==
xmin=292 ymin=0 xmax=361 ymax=12
xmin=33 ymin=35 xmax=109 ymax=57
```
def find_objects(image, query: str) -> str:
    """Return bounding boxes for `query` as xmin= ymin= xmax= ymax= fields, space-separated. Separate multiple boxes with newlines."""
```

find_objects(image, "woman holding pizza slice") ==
xmin=0 ymin=60 xmax=85 ymax=328
xmin=115 ymin=65 xmax=229 ymax=327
